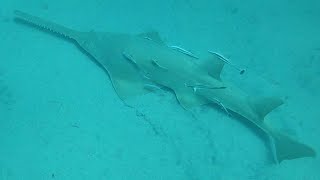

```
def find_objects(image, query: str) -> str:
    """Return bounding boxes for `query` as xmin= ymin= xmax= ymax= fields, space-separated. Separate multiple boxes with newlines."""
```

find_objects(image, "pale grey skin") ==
xmin=14 ymin=10 xmax=316 ymax=163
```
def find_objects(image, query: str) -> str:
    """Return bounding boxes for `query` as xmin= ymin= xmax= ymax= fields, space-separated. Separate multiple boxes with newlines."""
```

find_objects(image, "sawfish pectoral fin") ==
xmin=270 ymin=130 xmax=316 ymax=163
xmin=174 ymin=88 xmax=208 ymax=109
xmin=111 ymin=78 xmax=151 ymax=100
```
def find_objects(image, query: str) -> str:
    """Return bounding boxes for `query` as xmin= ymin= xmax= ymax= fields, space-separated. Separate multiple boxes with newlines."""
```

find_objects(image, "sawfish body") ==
xmin=14 ymin=10 xmax=316 ymax=163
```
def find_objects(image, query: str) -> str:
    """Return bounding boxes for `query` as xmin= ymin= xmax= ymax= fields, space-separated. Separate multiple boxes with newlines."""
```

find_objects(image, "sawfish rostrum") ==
xmin=14 ymin=10 xmax=316 ymax=163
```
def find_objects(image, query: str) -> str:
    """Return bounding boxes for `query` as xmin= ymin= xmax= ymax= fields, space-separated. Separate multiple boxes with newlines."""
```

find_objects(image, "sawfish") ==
xmin=14 ymin=10 xmax=316 ymax=163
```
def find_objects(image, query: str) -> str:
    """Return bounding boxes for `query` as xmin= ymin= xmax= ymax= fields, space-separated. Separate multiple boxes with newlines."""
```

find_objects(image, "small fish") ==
xmin=169 ymin=45 xmax=199 ymax=59
xmin=122 ymin=51 xmax=137 ymax=64
xmin=211 ymin=98 xmax=230 ymax=116
xmin=151 ymin=59 xmax=168 ymax=70
xmin=208 ymin=50 xmax=246 ymax=75
xmin=185 ymin=83 xmax=226 ymax=92
xmin=144 ymin=83 xmax=162 ymax=91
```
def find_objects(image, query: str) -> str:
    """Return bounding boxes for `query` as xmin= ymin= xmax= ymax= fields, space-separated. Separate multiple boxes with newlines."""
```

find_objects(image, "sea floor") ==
xmin=1 ymin=0 xmax=319 ymax=179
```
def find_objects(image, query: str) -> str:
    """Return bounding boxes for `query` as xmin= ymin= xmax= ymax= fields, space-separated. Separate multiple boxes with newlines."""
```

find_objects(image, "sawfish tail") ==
xmin=247 ymin=96 xmax=316 ymax=162
xmin=14 ymin=10 xmax=79 ymax=40
xmin=269 ymin=129 xmax=316 ymax=163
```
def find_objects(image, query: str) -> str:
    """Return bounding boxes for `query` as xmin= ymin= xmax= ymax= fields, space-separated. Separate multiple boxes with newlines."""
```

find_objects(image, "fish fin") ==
xmin=250 ymin=97 xmax=284 ymax=119
xmin=270 ymin=130 xmax=316 ymax=163
xmin=174 ymin=89 xmax=208 ymax=109
xmin=111 ymin=78 xmax=150 ymax=100
xmin=200 ymin=53 xmax=225 ymax=80
xmin=138 ymin=31 xmax=166 ymax=45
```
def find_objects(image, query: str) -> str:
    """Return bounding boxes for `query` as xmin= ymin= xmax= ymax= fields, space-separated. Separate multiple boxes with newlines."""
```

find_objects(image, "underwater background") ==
xmin=0 ymin=0 xmax=319 ymax=179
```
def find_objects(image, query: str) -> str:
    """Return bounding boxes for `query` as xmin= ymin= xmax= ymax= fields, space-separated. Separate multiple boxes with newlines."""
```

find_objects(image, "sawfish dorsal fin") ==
xmin=250 ymin=97 xmax=284 ymax=119
xmin=200 ymin=53 xmax=225 ymax=80
xmin=138 ymin=31 xmax=166 ymax=45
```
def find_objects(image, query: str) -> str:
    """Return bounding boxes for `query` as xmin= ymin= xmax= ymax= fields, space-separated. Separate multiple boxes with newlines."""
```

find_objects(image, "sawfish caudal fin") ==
xmin=270 ymin=130 xmax=316 ymax=163
xmin=248 ymin=96 xmax=315 ymax=162
xmin=14 ymin=10 xmax=79 ymax=40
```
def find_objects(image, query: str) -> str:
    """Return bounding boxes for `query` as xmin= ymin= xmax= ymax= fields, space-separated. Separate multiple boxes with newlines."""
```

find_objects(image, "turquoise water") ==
xmin=1 ymin=0 xmax=319 ymax=179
